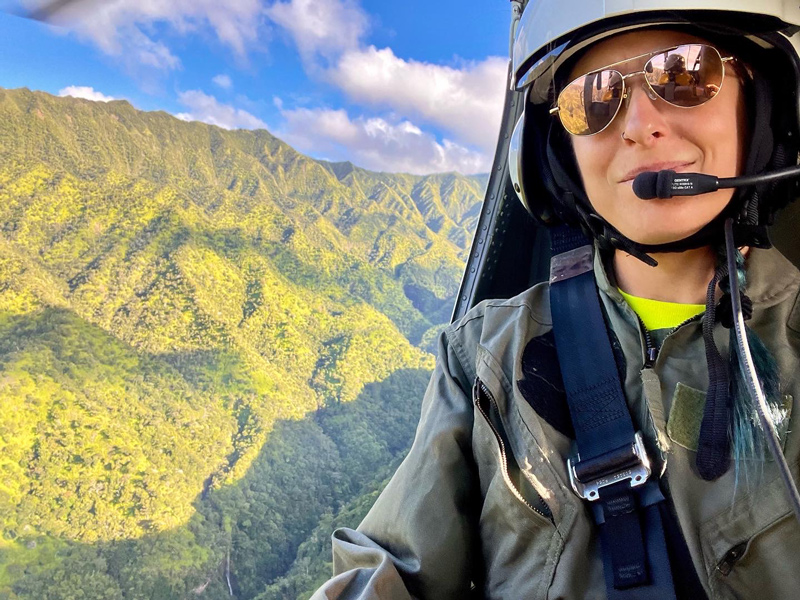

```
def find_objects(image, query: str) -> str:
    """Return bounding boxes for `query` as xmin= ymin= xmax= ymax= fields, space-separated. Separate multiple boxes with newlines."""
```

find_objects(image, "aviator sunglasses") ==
xmin=551 ymin=43 xmax=736 ymax=136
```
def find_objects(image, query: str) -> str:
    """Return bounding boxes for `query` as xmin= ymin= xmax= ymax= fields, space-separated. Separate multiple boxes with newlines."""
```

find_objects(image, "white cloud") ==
xmin=265 ymin=0 xmax=368 ymax=61
xmin=124 ymin=27 xmax=182 ymax=71
xmin=257 ymin=0 xmax=504 ymax=151
xmin=278 ymin=107 xmax=489 ymax=175
xmin=329 ymin=46 xmax=507 ymax=150
xmin=31 ymin=0 xmax=266 ymax=70
xmin=58 ymin=86 xmax=116 ymax=102
xmin=36 ymin=0 xmax=504 ymax=173
xmin=176 ymin=90 xmax=267 ymax=130
xmin=213 ymin=74 xmax=233 ymax=89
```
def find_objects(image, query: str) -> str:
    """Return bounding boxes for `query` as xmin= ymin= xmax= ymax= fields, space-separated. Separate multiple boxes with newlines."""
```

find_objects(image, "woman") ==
xmin=312 ymin=2 xmax=800 ymax=598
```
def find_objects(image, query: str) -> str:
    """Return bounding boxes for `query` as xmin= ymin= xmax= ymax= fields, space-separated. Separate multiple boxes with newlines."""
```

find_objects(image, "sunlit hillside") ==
xmin=0 ymin=87 xmax=484 ymax=599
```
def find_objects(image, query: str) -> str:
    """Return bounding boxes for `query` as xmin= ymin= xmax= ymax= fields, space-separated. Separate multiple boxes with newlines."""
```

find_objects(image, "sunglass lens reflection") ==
xmin=644 ymin=44 xmax=723 ymax=107
xmin=558 ymin=70 xmax=624 ymax=135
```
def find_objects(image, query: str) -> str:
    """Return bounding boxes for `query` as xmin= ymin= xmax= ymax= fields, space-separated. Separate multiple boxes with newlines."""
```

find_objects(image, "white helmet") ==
xmin=508 ymin=0 xmax=800 ymax=260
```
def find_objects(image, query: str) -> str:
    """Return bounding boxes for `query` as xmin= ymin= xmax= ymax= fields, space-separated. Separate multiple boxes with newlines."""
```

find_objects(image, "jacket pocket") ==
xmin=703 ymin=469 xmax=800 ymax=599
xmin=473 ymin=375 xmax=564 ymax=599
xmin=474 ymin=376 xmax=553 ymax=523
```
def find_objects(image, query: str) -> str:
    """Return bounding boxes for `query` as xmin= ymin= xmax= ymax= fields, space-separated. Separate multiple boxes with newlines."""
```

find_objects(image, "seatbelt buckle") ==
xmin=567 ymin=432 xmax=652 ymax=501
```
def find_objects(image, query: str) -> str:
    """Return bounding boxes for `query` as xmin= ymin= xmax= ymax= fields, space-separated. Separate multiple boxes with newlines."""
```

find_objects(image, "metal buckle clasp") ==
xmin=567 ymin=432 xmax=652 ymax=501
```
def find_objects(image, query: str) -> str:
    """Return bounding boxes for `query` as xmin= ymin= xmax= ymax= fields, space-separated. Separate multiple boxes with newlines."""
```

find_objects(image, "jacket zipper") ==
xmin=473 ymin=378 xmax=552 ymax=521
xmin=638 ymin=314 xmax=703 ymax=368
xmin=637 ymin=315 xmax=658 ymax=368
xmin=715 ymin=541 xmax=748 ymax=576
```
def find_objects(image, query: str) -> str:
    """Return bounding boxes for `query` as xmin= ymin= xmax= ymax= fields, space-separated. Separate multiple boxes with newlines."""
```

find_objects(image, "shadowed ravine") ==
xmin=7 ymin=367 xmax=429 ymax=599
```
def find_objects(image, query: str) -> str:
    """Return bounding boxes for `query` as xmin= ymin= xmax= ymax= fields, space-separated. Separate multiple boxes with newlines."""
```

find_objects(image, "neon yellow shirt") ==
xmin=618 ymin=288 xmax=705 ymax=331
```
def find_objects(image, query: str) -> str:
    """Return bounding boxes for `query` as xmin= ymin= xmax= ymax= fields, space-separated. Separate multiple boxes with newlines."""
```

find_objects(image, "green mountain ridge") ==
xmin=0 ymin=87 xmax=484 ymax=339
xmin=0 ymin=86 xmax=482 ymax=598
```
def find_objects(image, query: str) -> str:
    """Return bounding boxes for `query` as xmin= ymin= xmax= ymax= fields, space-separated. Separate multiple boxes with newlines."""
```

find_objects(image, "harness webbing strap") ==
xmin=597 ymin=482 xmax=676 ymax=599
xmin=600 ymin=484 xmax=648 ymax=588
xmin=549 ymin=233 xmax=634 ymax=459
xmin=549 ymin=225 xmax=677 ymax=600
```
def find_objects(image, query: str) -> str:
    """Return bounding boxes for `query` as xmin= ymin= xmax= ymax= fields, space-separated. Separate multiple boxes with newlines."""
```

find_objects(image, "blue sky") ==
xmin=0 ymin=0 xmax=511 ymax=174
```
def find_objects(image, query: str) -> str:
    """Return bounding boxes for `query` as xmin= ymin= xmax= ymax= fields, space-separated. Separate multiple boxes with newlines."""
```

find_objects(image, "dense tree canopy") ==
xmin=0 ymin=87 xmax=483 ymax=599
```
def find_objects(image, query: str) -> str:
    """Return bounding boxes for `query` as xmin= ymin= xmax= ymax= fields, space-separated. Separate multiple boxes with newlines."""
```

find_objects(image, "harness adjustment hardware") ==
xmin=567 ymin=432 xmax=652 ymax=501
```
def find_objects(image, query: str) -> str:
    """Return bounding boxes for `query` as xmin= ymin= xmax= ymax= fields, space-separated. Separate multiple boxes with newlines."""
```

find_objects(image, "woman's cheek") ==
xmin=572 ymin=137 xmax=616 ymax=214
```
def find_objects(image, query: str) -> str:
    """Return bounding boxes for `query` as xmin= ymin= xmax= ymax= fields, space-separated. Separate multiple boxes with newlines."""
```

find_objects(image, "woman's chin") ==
xmin=612 ymin=202 xmax=728 ymax=247
xmin=615 ymin=222 xmax=709 ymax=247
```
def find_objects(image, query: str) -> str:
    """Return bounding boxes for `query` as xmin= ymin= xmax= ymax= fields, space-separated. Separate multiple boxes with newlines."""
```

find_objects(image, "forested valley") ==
xmin=0 ymin=87 xmax=484 ymax=599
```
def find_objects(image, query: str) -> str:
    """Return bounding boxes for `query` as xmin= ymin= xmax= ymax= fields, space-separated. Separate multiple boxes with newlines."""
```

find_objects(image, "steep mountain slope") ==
xmin=0 ymin=88 xmax=483 ymax=340
xmin=0 ymin=87 xmax=484 ymax=599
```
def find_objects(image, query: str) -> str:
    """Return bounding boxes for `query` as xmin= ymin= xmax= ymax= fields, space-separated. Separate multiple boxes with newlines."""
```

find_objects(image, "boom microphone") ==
xmin=633 ymin=164 xmax=800 ymax=199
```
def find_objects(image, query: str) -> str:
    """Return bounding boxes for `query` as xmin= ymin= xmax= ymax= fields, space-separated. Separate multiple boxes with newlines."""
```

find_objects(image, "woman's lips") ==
xmin=619 ymin=161 xmax=696 ymax=183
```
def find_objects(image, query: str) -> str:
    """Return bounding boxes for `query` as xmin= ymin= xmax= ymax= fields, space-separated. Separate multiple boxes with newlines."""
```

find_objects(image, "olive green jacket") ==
xmin=312 ymin=247 xmax=800 ymax=600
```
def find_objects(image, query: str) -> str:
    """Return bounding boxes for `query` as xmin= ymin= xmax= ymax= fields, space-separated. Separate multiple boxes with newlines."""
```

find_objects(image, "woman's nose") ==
xmin=619 ymin=83 xmax=670 ymax=146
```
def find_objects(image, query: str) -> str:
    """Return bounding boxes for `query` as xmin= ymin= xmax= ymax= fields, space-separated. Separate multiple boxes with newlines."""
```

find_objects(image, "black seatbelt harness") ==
xmin=549 ymin=225 xmax=677 ymax=600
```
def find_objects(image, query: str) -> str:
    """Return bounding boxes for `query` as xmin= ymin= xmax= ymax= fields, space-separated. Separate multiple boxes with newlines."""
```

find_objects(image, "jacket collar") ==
xmin=593 ymin=245 xmax=800 ymax=311
xmin=742 ymin=246 xmax=800 ymax=307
